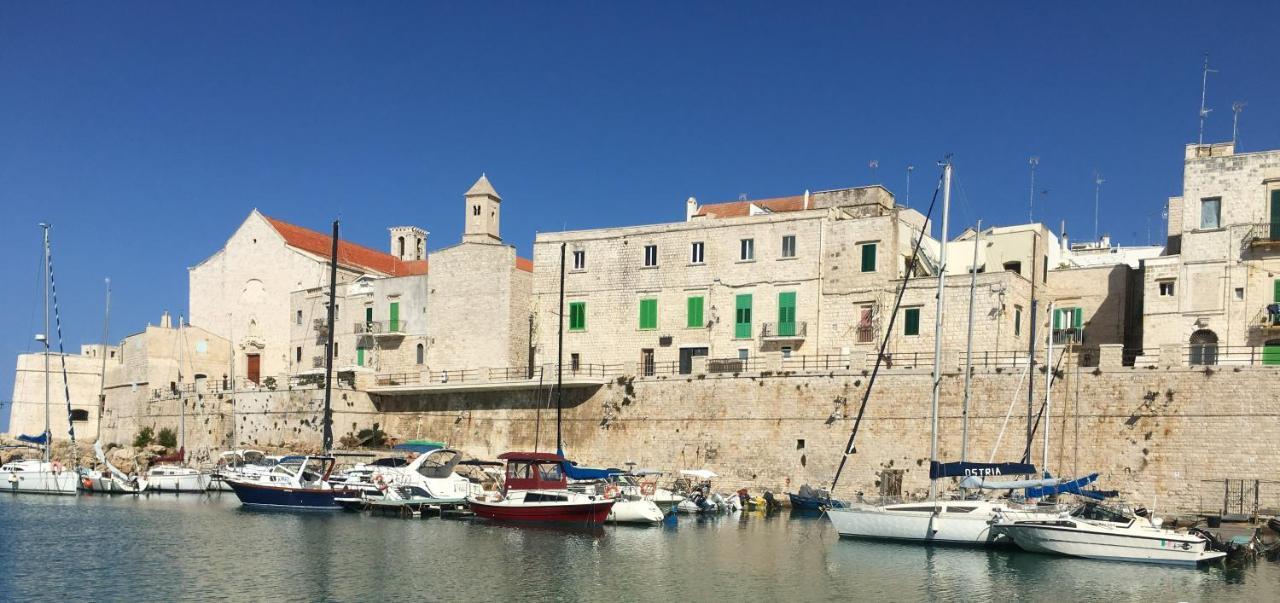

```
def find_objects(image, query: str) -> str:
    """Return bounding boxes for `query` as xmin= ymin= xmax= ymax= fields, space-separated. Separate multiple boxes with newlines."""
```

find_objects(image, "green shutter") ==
xmin=1271 ymin=190 xmax=1280 ymax=240
xmin=389 ymin=302 xmax=400 ymax=332
xmin=1073 ymin=308 xmax=1083 ymax=329
xmin=1264 ymin=344 xmax=1280 ymax=366
xmin=735 ymin=294 xmax=753 ymax=339
xmin=639 ymin=299 xmax=657 ymax=330
xmin=1274 ymin=279 xmax=1280 ymax=303
xmin=778 ymin=291 xmax=796 ymax=337
xmin=1053 ymin=308 xmax=1062 ymax=330
xmin=356 ymin=347 xmax=364 ymax=367
xmin=904 ymin=308 xmax=920 ymax=336
xmin=569 ymin=302 xmax=586 ymax=331
xmin=861 ymin=243 xmax=877 ymax=272
xmin=687 ymin=296 xmax=704 ymax=328
xmin=365 ymin=307 xmax=373 ymax=325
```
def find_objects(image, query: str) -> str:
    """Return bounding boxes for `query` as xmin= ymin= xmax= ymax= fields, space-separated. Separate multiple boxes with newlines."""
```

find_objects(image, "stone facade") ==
xmin=1143 ymin=143 xmax=1280 ymax=357
xmin=7 ymin=349 xmax=109 ymax=440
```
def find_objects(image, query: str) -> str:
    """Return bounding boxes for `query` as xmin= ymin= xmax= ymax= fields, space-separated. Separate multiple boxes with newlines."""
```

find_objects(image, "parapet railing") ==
xmin=1185 ymin=344 xmax=1280 ymax=367
xmin=353 ymin=320 xmax=408 ymax=335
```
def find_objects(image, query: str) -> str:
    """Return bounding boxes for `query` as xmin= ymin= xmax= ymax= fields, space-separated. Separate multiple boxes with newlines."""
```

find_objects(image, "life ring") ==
xmin=374 ymin=474 xmax=388 ymax=492
xmin=640 ymin=482 xmax=657 ymax=496
xmin=603 ymin=484 xmax=620 ymax=499
xmin=82 ymin=477 xmax=95 ymax=490
xmin=52 ymin=462 xmax=63 ymax=473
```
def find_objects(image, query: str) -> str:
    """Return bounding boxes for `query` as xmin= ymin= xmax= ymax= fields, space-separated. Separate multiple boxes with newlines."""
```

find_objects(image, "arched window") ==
xmin=1189 ymin=329 xmax=1219 ymax=365
xmin=416 ymin=343 xmax=425 ymax=365
xmin=398 ymin=236 xmax=405 ymax=257
xmin=70 ymin=409 xmax=90 ymax=422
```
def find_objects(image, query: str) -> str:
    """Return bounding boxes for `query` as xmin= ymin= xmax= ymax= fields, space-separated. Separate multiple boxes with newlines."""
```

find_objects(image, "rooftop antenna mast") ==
xmin=1232 ymin=101 xmax=1246 ymax=146
xmin=905 ymin=165 xmax=914 ymax=208
xmin=1093 ymin=172 xmax=1105 ymax=242
xmin=1028 ymin=156 xmax=1039 ymax=223
xmin=869 ymin=160 xmax=879 ymax=183
xmin=1198 ymin=52 xmax=1217 ymax=145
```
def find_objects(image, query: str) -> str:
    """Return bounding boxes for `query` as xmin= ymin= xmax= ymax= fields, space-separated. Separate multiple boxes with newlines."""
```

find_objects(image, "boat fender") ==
xmin=374 ymin=474 xmax=388 ymax=492
xmin=82 ymin=477 xmax=94 ymax=490
xmin=603 ymin=484 xmax=620 ymax=499
xmin=640 ymin=482 xmax=657 ymax=496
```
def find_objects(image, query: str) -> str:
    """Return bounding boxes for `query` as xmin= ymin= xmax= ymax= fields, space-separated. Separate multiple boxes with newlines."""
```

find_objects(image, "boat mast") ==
xmin=1042 ymin=302 xmax=1055 ymax=474
xmin=321 ymin=220 xmax=339 ymax=453
xmin=555 ymin=242 xmax=566 ymax=452
xmin=97 ymin=279 xmax=111 ymax=444
xmin=929 ymin=161 xmax=952 ymax=501
xmin=41 ymin=223 xmax=51 ymax=464
xmin=1023 ymin=249 xmax=1039 ymax=464
xmin=961 ymin=220 xmax=980 ymax=463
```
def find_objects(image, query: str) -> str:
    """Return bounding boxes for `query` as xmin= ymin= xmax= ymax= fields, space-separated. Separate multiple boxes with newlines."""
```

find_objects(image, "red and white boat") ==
xmin=467 ymin=452 xmax=614 ymax=525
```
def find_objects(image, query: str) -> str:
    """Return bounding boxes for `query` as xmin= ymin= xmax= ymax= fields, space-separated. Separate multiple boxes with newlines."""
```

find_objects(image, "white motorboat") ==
xmin=145 ymin=464 xmax=210 ymax=493
xmin=1 ymin=459 xmax=79 ymax=495
xmin=673 ymin=469 xmax=741 ymax=514
xmin=209 ymin=450 xmax=275 ymax=492
xmin=996 ymin=502 xmax=1227 ymax=566
xmin=332 ymin=448 xmax=483 ymax=501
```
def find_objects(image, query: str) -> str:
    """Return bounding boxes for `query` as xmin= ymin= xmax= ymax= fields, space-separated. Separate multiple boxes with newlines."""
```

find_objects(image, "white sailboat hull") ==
xmin=1 ymin=462 xmax=79 ymax=495
xmin=608 ymin=499 xmax=666 ymax=524
xmin=827 ymin=502 xmax=1010 ymax=545
xmin=145 ymin=469 xmax=210 ymax=493
xmin=997 ymin=520 xmax=1226 ymax=566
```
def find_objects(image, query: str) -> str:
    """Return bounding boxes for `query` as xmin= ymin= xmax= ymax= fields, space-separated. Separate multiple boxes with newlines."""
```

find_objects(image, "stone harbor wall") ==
xmin=94 ymin=362 xmax=1280 ymax=515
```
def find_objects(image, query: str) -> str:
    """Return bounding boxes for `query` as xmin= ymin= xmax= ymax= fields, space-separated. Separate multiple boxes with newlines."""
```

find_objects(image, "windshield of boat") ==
xmin=539 ymin=463 xmax=563 ymax=482
xmin=1070 ymin=503 xmax=1131 ymax=525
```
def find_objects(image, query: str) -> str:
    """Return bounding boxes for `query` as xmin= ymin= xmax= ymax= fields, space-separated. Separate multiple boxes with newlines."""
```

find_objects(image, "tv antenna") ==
xmin=905 ymin=165 xmax=914 ymax=208
xmin=869 ymin=160 xmax=879 ymax=182
xmin=1198 ymin=52 xmax=1218 ymax=145
xmin=1093 ymin=172 xmax=1105 ymax=242
xmin=1232 ymin=101 xmax=1247 ymax=146
xmin=1028 ymin=156 xmax=1040 ymax=223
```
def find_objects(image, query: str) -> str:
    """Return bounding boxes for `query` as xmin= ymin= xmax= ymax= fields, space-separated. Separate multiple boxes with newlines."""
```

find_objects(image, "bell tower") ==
xmin=463 ymin=174 xmax=502 ymax=243
xmin=389 ymin=226 xmax=427 ymax=261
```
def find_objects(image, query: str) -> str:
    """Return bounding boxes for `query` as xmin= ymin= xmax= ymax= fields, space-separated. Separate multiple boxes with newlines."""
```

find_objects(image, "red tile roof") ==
xmin=264 ymin=215 xmax=530 ymax=276
xmin=693 ymin=195 xmax=807 ymax=219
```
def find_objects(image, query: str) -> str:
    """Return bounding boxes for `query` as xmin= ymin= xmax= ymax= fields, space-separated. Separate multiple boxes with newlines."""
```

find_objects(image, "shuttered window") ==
xmin=1053 ymin=307 xmax=1084 ymax=329
xmin=639 ymin=299 xmax=658 ymax=330
xmin=778 ymin=291 xmax=796 ymax=336
xmin=904 ymin=307 xmax=920 ymax=336
xmin=569 ymin=302 xmax=586 ymax=331
xmin=687 ymin=296 xmax=704 ymax=328
xmin=861 ymin=243 xmax=877 ymax=272
xmin=735 ymin=294 xmax=753 ymax=339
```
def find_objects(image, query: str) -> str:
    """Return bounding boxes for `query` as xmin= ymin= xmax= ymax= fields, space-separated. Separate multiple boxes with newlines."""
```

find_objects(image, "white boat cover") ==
xmin=958 ymin=475 xmax=1063 ymax=490
xmin=680 ymin=469 xmax=718 ymax=480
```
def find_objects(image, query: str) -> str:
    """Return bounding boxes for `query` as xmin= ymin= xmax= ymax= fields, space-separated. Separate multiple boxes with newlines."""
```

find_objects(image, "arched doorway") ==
xmin=1189 ymin=329 xmax=1219 ymax=365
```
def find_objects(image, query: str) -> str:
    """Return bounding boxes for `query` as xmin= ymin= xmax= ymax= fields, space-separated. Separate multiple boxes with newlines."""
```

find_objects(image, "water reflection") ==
xmin=1 ymin=495 xmax=1275 ymax=602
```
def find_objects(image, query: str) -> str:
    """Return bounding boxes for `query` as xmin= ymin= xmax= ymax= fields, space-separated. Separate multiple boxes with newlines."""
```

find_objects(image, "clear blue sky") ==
xmin=3 ymin=2 xmax=1278 ymax=431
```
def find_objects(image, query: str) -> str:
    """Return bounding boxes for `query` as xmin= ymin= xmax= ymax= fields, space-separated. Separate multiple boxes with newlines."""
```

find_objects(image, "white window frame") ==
xmin=1158 ymin=280 xmax=1175 ymax=297
xmin=690 ymin=241 xmax=705 ymax=264
xmin=644 ymin=245 xmax=658 ymax=267
xmin=1200 ymin=197 xmax=1221 ymax=230
xmin=781 ymin=235 xmax=796 ymax=258
xmin=740 ymin=238 xmax=755 ymax=261
xmin=572 ymin=250 xmax=586 ymax=271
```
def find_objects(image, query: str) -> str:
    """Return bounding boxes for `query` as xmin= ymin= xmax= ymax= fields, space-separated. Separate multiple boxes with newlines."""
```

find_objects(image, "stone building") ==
xmin=189 ymin=210 xmax=428 ymax=383
xmin=530 ymin=185 xmax=1042 ymax=374
xmin=1143 ymin=142 xmax=1280 ymax=362
xmin=7 ymin=346 xmax=114 ymax=441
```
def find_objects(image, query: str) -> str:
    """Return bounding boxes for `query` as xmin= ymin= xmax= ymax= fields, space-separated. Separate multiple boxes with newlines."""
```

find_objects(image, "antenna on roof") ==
xmin=1027 ymin=156 xmax=1039 ymax=224
xmin=1093 ymin=172 xmax=1105 ymax=242
xmin=738 ymin=193 xmax=747 ymax=201
xmin=905 ymin=165 xmax=914 ymax=208
xmin=1198 ymin=52 xmax=1218 ymax=145
xmin=869 ymin=160 xmax=879 ymax=183
xmin=1232 ymin=101 xmax=1246 ymax=146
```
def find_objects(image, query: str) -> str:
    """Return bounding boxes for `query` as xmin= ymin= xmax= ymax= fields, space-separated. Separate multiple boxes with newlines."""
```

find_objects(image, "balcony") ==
xmin=1253 ymin=305 xmax=1280 ymax=333
xmin=761 ymin=321 xmax=807 ymax=340
xmin=1052 ymin=328 xmax=1085 ymax=346
xmin=1243 ymin=222 xmax=1280 ymax=251
xmin=354 ymin=320 xmax=407 ymax=337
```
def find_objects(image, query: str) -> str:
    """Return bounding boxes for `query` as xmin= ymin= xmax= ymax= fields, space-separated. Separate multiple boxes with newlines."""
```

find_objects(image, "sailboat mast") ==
xmin=321 ymin=220 xmax=339 ymax=453
xmin=961 ymin=220 xmax=980 ymax=463
xmin=929 ymin=161 xmax=952 ymax=501
xmin=97 ymin=279 xmax=111 ymax=443
xmin=555 ymin=242 xmax=566 ymax=452
xmin=1042 ymin=302 xmax=1054 ymax=473
xmin=42 ymin=223 xmax=51 ymax=464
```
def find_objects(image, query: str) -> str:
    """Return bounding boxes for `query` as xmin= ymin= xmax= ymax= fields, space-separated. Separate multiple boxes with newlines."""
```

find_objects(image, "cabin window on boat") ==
xmin=889 ymin=506 xmax=938 ymax=512
xmin=539 ymin=464 xmax=563 ymax=481
xmin=508 ymin=462 xmax=533 ymax=479
xmin=946 ymin=506 xmax=977 ymax=513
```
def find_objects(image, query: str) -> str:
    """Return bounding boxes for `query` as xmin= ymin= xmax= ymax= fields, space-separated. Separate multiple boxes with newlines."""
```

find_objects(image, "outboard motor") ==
xmin=1134 ymin=507 xmax=1149 ymax=518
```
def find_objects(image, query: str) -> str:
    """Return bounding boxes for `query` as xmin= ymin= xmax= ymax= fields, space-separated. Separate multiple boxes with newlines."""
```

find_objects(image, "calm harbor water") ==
xmin=3 ymin=493 xmax=1277 ymax=602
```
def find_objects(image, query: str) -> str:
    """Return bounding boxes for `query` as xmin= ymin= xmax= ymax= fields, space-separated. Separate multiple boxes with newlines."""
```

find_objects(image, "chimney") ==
xmin=160 ymin=311 xmax=172 ymax=329
xmin=686 ymin=197 xmax=699 ymax=221
xmin=804 ymin=189 xmax=810 ymax=210
xmin=1060 ymin=220 xmax=1069 ymax=255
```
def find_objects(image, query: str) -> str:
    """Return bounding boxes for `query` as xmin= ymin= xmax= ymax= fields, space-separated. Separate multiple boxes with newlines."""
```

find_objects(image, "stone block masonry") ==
xmin=98 ymin=365 xmax=1280 ymax=515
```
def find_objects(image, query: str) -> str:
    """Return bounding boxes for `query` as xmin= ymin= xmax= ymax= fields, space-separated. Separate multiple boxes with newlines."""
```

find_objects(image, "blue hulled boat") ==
xmin=226 ymin=455 xmax=343 ymax=510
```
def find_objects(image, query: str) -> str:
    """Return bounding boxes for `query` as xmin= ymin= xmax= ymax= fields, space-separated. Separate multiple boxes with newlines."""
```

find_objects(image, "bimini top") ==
xmin=680 ymin=469 xmax=718 ymax=480
xmin=498 ymin=452 xmax=566 ymax=462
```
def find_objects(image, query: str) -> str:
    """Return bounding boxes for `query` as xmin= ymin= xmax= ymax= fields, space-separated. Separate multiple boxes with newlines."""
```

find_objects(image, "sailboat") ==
xmin=145 ymin=330 xmax=212 ymax=493
xmin=226 ymin=220 xmax=344 ymax=510
xmin=1 ymin=224 xmax=80 ymax=495
xmin=826 ymin=162 xmax=1052 ymax=544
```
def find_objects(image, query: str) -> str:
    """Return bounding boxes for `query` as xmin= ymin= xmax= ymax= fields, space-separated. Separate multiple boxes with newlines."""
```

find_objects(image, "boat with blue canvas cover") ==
xmin=226 ymin=455 xmax=344 ymax=510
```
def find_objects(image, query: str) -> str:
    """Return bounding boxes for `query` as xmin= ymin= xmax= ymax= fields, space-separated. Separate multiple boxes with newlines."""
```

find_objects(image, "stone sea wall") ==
xmin=96 ymin=363 xmax=1280 ymax=514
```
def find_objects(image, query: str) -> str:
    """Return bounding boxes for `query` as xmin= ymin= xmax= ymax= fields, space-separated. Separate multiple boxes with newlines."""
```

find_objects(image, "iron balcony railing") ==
xmin=354 ymin=320 xmax=407 ymax=335
xmin=1253 ymin=305 xmax=1280 ymax=331
xmin=1243 ymin=222 xmax=1280 ymax=248
xmin=760 ymin=321 xmax=807 ymax=339
xmin=1051 ymin=328 xmax=1085 ymax=346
